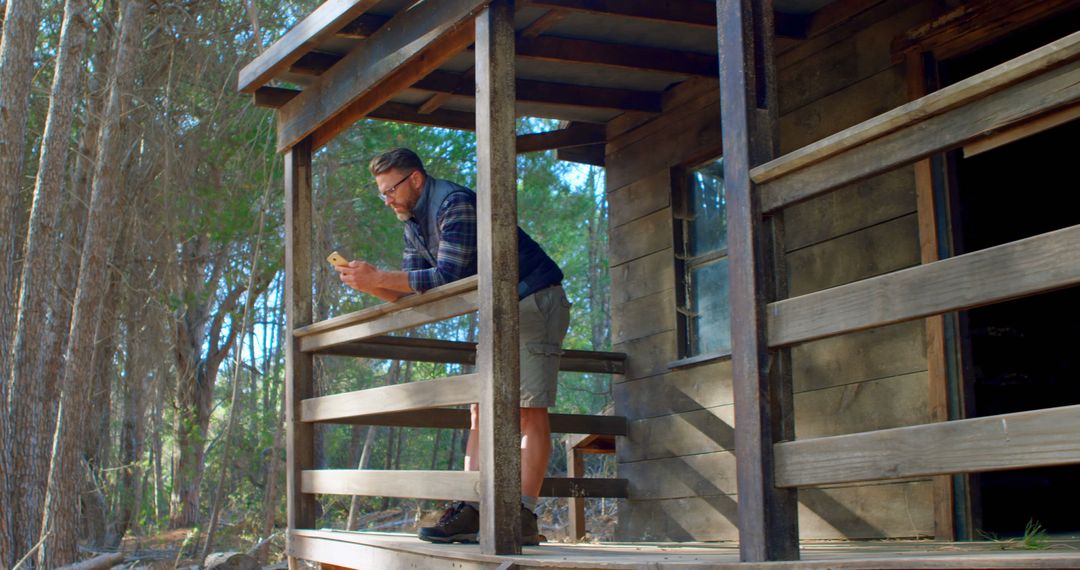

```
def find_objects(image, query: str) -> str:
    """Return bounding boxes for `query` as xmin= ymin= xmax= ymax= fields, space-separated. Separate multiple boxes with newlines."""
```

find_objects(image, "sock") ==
xmin=521 ymin=496 xmax=538 ymax=511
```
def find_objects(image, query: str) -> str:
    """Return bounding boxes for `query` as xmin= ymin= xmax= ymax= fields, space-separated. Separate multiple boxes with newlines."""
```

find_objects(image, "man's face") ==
xmin=374 ymin=167 xmax=423 ymax=222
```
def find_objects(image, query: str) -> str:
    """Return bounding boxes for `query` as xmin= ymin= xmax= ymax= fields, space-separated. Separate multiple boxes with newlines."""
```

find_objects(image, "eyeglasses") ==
xmin=378 ymin=171 xmax=415 ymax=201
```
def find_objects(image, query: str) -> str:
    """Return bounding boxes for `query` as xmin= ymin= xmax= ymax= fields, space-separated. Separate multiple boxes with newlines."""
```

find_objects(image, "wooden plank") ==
xmin=786 ymin=213 xmax=920 ymax=297
xmin=797 ymin=480 xmax=933 ymax=539
xmin=300 ymin=374 xmax=480 ymax=422
xmin=302 ymin=469 xmax=480 ymax=502
xmin=299 ymin=290 xmax=479 ymax=351
xmin=290 ymin=534 xmax=492 ymax=570
xmin=368 ymin=102 xmax=477 ymax=131
xmin=791 ymin=320 xmax=926 ymax=394
xmin=717 ymin=0 xmax=798 ymax=561
xmin=276 ymin=0 xmax=485 ymax=151
xmin=893 ymin=0 xmax=1080 ymax=62
xmin=769 ymin=223 xmax=1080 ymax=347
xmin=963 ymin=102 xmax=1080 ymax=158
xmin=611 ymin=288 xmax=675 ymax=345
xmin=775 ymin=403 xmax=1080 ymax=488
xmin=607 ymin=170 xmax=670 ymax=228
xmin=515 ymin=123 xmax=605 ymax=154
xmin=516 ymin=35 xmax=718 ymax=77
xmin=782 ymin=168 xmax=916 ymax=251
xmin=295 ymin=275 xmax=478 ymax=337
xmin=614 ymin=359 xmax=733 ymax=420
xmin=617 ymin=405 xmax=735 ymax=464
xmin=337 ymin=13 xmax=390 ymax=39
xmin=613 ymin=330 xmax=676 ymax=381
xmin=475 ymin=0 xmax=520 ymax=555
xmin=755 ymin=33 xmax=1080 ymax=205
xmin=284 ymin=138 xmax=316 ymax=562
xmin=305 ymin=407 xmax=626 ymax=436
xmin=314 ymin=336 xmax=626 ymax=374
xmin=620 ymin=452 xmax=738 ymax=499
xmin=609 ymin=248 xmax=673 ymax=306
xmin=254 ymin=86 xmax=300 ymax=108
xmin=615 ymin=495 xmax=740 ymax=542
xmin=527 ymin=0 xmax=715 ymax=27
xmin=539 ymin=477 xmax=628 ymax=498
xmin=519 ymin=9 xmax=567 ymax=39
xmin=556 ymin=144 xmax=605 ymax=166
xmin=237 ymin=0 xmax=380 ymax=93
xmin=608 ymin=208 xmax=671 ymax=267
xmin=565 ymin=445 xmax=586 ymax=541
xmin=794 ymin=372 xmax=930 ymax=440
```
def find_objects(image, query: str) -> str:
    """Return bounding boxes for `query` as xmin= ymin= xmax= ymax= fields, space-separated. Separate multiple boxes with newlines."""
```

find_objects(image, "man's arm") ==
xmin=336 ymin=261 xmax=413 ymax=302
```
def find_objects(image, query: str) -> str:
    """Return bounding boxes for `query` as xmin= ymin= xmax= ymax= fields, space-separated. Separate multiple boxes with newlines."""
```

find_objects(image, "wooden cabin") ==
xmin=240 ymin=0 xmax=1080 ymax=567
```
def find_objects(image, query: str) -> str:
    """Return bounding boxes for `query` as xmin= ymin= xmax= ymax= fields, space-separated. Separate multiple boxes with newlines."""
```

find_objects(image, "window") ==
xmin=673 ymin=158 xmax=731 ymax=361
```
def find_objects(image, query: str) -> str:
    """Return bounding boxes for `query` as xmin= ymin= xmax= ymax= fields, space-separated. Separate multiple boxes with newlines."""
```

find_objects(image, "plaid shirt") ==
xmin=403 ymin=192 xmax=477 ymax=292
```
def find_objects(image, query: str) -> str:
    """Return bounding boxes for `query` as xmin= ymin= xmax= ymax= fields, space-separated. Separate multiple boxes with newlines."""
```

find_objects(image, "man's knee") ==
xmin=520 ymin=407 xmax=550 ymax=431
xmin=469 ymin=404 xmax=480 ymax=430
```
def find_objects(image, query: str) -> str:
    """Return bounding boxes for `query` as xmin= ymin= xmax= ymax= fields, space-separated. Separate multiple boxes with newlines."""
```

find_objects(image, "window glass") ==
xmin=690 ymin=258 xmax=731 ymax=356
xmin=689 ymin=160 xmax=727 ymax=257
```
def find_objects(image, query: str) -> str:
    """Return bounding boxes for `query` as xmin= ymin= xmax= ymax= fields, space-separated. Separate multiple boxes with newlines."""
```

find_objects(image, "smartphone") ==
xmin=326 ymin=251 xmax=348 ymax=267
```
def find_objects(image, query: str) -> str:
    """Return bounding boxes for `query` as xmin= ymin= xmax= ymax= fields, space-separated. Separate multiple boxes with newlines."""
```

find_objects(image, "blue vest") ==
xmin=404 ymin=176 xmax=563 ymax=299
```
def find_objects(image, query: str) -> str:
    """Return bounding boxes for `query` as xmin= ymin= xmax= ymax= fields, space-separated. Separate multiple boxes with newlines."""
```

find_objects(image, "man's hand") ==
xmin=336 ymin=260 xmax=379 ymax=293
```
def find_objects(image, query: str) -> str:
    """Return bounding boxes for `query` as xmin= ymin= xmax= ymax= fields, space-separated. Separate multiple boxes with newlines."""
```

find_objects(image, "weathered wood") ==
xmin=527 ymin=0 xmax=715 ymax=27
xmin=336 ymin=13 xmax=389 ymax=38
xmin=305 ymin=407 xmax=626 ymax=436
xmin=609 ymin=248 xmax=673 ymax=306
xmin=614 ymin=359 xmax=733 ymax=420
xmin=963 ymin=102 xmax=1080 ymax=158
xmin=300 ymin=374 xmax=480 ymax=422
xmin=785 ymin=213 xmax=920 ymax=297
xmin=237 ymin=0 xmax=380 ymax=93
xmin=290 ymin=533 xmax=494 ymax=570
xmin=284 ymin=138 xmax=316 ymax=561
xmin=769 ymin=223 xmax=1080 ymax=347
xmin=515 ymin=123 xmax=605 ymax=154
xmin=794 ymin=372 xmax=930 ymax=440
xmin=791 ymin=320 xmax=926 ymax=394
xmin=621 ymin=452 xmax=738 ymax=500
xmin=607 ymin=169 xmax=670 ymax=228
xmin=617 ymin=406 xmax=735 ymax=464
xmin=613 ymin=330 xmax=677 ymax=381
xmin=775 ymin=403 xmax=1080 ymax=488
xmin=289 ymin=50 xmax=344 ymax=75
xmin=608 ymin=208 xmax=671 ymax=267
xmin=56 ymin=552 xmax=125 ymax=570
xmin=755 ymin=33 xmax=1080 ymax=208
xmin=516 ymin=35 xmax=718 ymax=77
xmin=254 ymin=86 xmax=300 ymax=108
xmin=519 ymin=9 xmax=567 ymax=39
xmin=892 ymin=0 xmax=1080 ymax=62
xmin=475 ymin=0 xmax=521 ymax=555
xmin=611 ymin=288 xmax=675 ymax=345
xmin=302 ymin=469 xmax=481 ymax=501
xmin=369 ymin=102 xmax=477 ymax=131
xmin=313 ymin=335 xmax=626 ymax=374
xmin=418 ymin=66 xmax=474 ymax=114
xmin=565 ymin=444 xmax=586 ymax=541
xmin=300 ymin=291 xmax=479 ymax=351
xmin=296 ymin=276 xmax=478 ymax=337
xmin=275 ymin=0 xmax=485 ymax=151
xmin=782 ymin=168 xmax=915 ymax=251
xmin=718 ymin=0 xmax=798 ymax=560
xmin=556 ymin=144 xmax=605 ymax=167
xmin=539 ymin=477 xmax=628 ymax=498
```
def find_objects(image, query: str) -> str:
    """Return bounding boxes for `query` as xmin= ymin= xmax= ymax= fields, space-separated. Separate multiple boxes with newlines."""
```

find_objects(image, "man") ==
xmin=336 ymin=148 xmax=570 ymax=546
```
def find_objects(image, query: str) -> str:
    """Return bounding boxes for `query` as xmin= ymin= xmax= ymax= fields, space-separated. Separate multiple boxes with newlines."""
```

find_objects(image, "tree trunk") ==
xmin=0 ymin=0 xmax=43 ymax=564
xmin=37 ymin=1 xmax=145 ymax=565
xmin=6 ymin=0 xmax=90 ymax=563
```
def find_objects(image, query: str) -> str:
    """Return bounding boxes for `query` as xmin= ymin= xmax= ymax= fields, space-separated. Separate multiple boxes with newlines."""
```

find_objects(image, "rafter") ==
xmin=413 ymin=70 xmax=661 ymax=113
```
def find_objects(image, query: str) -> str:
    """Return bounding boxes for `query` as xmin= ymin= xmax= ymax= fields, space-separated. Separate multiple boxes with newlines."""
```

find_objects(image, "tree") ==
xmin=38 ymin=0 xmax=145 ymax=565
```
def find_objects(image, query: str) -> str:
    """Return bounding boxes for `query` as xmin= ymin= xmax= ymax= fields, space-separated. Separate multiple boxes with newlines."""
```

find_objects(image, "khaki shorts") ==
xmin=518 ymin=285 xmax=571 ymax=408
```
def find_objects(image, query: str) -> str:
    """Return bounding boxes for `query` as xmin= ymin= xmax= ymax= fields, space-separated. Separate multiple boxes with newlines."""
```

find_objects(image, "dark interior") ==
xmin=945 ymin=12 xmax=1080 ymax=534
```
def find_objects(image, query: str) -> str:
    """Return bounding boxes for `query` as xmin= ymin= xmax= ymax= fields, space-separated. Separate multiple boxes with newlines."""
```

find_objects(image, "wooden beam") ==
xmin=284 ymin=137 xmax=316 ymax=566
xmin=336 ymin=12 xmax=390 ymax=38
xmin=238 ymin=0 xmax=381 ymax=93
xmin=963 ymin=102 xmax=1080 ymax=158
xmin=718 ymin=0 xmax=799 ymax=562
xmin=289 ymin=50 xmax=346 ymax=76
xmin=527 ymin=0 xmax=715 ymax=27
xmin=515 ymin=123 xmax=605 ymax=153
xmin=566 ymin=445 xmax=586 ymax=541
xmin=418 ymin=67 xmax=475 ymax=114
xmin=519 ymin=9 xmax=568 ymax=39
xmin=413 ymin=70 xmax=662 ymax=113
xmin=775 ymin=403 xmax=1080 ymax=488
xmin=276 ymin=0 xmax=486 ymax=152
xmin=475 ymin=0 xmax=521 ymax=554
xmin=303 ymin=469 xmax=481 ymax=502
xmin=768 ymin=224 xmax=1080 ymax=347
xmin=299 ymin=290 xmax=479 ymax=351
xmin=516 ymin=36 xmax=719 ymax=77
xmin=556 ymin=144 xmax=604 ymax=166
xmin=752 ymin=32 xmax=1080 ymax=210
xmin=893 ymin=0 xmax=1080 ymax=62
xmin=295 ymin=276 xmax=477 ymax=337
xmin=306 ymin=407 xmax=627 ymax=436
xmin=254 ymin=86 xmax=301 ymax=108
xmin=368 ymin=102 xmax=477 ymax=130
xmin=539 ymin=477 xmax=628 ymax=498
xmin=313 ymin=335 xmax=627 ymax=374
xmin=300 ymin=374 xmax=480 ymax=422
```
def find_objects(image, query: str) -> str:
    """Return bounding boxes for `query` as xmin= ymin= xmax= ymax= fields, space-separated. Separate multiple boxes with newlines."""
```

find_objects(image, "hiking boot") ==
xmin=418 ymin=502 xmax=479 ymax=543
xmin=521 ymin=504 xmax=541 ymax=546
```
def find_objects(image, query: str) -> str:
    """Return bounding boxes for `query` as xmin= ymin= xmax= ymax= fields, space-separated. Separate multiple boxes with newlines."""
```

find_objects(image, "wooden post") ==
xmin=717 ymin=0 xmax=799 ymax=561
xmin=566 ymin=441 xmax=587 ymax=541
xmin=475 ymin=0 xmax=522 ymax=555
xmin=284 ymin=137 xmax=316 ymax=569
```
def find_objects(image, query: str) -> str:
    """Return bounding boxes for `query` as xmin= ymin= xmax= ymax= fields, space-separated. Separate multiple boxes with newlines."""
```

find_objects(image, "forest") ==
xmin=0 ymin=0 xmax=612 ymax=567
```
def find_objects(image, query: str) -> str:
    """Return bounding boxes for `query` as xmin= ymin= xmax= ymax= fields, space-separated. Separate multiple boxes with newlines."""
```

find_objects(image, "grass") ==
xmin=977 ymin=519 xmax=1049 ymax=550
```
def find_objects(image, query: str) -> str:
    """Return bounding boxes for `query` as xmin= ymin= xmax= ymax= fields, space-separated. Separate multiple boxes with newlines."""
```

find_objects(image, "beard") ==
xmin=395 ymin=210 xmax=411 ymax=222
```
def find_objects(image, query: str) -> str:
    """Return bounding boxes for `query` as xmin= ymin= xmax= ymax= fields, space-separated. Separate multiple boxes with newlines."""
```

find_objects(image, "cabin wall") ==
xmin=607 ymin=0 xmax=939 ymax=542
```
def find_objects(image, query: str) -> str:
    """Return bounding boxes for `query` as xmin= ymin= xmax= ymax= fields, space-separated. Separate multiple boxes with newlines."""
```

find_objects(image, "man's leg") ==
xmin=520 ymin=407 xmax=551 ymax=498
xmin=465 ymin=404 xmax=480 ymax=472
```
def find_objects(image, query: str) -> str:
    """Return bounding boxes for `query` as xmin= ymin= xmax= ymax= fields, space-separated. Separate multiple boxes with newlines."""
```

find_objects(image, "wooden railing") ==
xmin=725 ymin=28 xmax=1080 ymax=560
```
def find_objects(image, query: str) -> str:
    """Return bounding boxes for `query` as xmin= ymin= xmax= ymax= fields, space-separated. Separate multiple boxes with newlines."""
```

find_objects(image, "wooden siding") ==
xmin=609 ymin=0 xmax=936 ymax=542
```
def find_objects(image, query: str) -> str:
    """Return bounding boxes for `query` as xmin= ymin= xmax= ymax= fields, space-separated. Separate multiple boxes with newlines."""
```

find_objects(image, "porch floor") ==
xmin=294 ymin=529 xmax=1080 ymax=570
